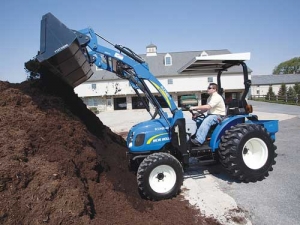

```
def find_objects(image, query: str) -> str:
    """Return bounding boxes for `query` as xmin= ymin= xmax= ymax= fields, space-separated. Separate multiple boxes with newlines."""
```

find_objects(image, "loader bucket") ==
xmin=36 ymin=13 xmax=93 ymax=87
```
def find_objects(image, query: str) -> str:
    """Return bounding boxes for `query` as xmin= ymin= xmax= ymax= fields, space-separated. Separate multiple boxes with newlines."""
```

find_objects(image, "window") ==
xmin=82 ymin=98 xmax=88 ymax=105
xmin=91 ymin=83 xmax=96 ymax=90
xmin=165 ymin=57 xmax=171 ymax=65
xmin=147 ymin=47 xmax=156 ymax=53
xmin=86 ymin=98 xmax=98 ymax=106
xmin=168 ymin=79 xmax=173 ymax=84
xmin=164 ymin=53 xmax=172 ymax=66
xmin=256 ymin=90 xmax=260 ymax=94
xmin=87 ymin=98 xmax=93 ymax=106
xmin=207 ymin=77 xmax=213 ymax=82
xmin=107 ymin=98 xmax=112 ymax=106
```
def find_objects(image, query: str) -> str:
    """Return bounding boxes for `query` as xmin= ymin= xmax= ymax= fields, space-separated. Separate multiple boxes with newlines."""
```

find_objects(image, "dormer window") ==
xmin=164 ymin=53 xmax=172 ymax=66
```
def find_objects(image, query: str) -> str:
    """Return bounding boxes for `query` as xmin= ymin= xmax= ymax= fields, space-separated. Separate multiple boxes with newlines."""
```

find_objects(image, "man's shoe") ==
xmin=191 ymin=138 xmax=202 ymax=146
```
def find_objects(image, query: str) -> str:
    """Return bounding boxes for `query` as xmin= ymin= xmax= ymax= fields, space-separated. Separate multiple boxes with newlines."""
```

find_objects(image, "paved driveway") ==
xmin=184 ymin=101 xmax=300 ymax=225
xmin=97 ymin=101 xmax=300 ymax=225
xmin=214 ymin=101 xmax=300 ymax=225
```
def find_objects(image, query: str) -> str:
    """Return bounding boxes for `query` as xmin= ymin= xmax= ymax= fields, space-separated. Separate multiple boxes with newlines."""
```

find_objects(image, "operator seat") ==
xmin=226 ymin=99 xmax=248 ymax=115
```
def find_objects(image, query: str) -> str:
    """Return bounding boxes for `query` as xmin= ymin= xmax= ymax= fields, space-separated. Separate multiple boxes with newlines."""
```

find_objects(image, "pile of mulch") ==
xmin=0 ymin=75 xmax=220 ymax=224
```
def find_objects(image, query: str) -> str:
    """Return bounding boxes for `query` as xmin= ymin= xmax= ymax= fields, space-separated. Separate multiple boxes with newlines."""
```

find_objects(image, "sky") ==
xmin=0 ymin=0 xmax=299 ymax=83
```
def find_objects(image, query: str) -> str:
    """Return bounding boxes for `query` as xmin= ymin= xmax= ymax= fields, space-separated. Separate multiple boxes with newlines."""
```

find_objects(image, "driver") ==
xmin=189 ymin=83 xmax=226 ymax=146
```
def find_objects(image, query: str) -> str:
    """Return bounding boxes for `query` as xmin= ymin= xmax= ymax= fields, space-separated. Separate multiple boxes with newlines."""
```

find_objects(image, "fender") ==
xmin=210 ymin=115 xmax=250 ymax=151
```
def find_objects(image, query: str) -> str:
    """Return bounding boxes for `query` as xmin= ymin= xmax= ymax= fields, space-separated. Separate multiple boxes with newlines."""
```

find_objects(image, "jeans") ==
xmin=195 ymin=115 xmax=221 ymax=144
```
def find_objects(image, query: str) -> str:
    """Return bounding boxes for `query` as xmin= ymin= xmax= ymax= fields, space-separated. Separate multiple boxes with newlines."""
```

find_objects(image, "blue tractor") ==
xmin=35 ymin=13 xmax=278 ymax=201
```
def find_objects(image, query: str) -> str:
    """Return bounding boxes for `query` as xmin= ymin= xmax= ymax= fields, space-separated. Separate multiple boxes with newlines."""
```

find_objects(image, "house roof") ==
xmin=87 ymin=49 xmax=252 ymax=82
xmin=251 ymin=74 xmax=300 ymax=85
xmin=146 ymin=43 xmax=157 ymax=48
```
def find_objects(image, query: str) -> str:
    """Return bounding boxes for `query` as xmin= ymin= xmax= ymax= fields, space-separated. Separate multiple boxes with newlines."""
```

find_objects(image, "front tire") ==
xmin=218 ymin=123 xmax=277 ymax=182
xmin=137 ymin=153 xmax=183 ymax=201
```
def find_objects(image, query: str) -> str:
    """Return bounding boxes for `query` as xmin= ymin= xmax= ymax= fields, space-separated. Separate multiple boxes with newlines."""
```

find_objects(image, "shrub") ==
xmin=89 ymin=107 xmax=99 ymax=114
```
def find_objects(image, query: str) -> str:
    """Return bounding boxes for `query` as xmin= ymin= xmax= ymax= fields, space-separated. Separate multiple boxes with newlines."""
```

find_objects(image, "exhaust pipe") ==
xmin=36 ymin=13 xmax=93 ymax=87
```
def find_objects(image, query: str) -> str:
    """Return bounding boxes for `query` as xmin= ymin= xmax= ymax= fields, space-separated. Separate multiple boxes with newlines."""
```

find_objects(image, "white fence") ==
xmin=250 ymin=94 xmax=300 ymax=105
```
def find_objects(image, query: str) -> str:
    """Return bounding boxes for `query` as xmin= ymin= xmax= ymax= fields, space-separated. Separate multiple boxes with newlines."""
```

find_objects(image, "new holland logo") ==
xmin=147 ymin=133 xmax=170 ymax=144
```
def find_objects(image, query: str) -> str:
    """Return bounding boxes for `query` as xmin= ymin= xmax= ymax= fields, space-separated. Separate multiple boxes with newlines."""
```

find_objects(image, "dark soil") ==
xmin=0 ymin=76 xmax=221 ymax=224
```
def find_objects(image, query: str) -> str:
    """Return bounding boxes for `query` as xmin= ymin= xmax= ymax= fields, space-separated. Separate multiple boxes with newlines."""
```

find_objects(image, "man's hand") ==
xmin=191 ymin=107 xmax=199 ymax=111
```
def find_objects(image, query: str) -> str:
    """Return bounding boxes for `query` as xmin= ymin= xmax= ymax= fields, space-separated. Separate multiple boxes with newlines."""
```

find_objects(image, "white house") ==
xmin=251 ymin=74 xmax=300 ymax=96
xmin=74 ymin=44 xmax=252 ymax=111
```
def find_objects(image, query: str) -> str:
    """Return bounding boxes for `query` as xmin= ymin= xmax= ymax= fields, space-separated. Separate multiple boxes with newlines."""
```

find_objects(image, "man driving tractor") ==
xmin=190 ymin=83 xmax=226 ymax=146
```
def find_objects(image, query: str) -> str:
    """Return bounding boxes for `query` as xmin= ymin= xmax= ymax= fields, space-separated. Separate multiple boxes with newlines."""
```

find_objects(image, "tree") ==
xmin=265 ymin=85 xmax=275 ymax=100
xmin=287 ymin=86 xmax=296 ymax=97
xmin=277 ymin=83 xmax=287 ymax=97
xmin=293 ymin=83 xmax=300 ymax=95
xmin=273 ymin=57 xmax=300 ymax=74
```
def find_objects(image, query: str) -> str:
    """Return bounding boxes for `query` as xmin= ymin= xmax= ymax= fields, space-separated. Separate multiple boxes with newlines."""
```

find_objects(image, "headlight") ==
xmin=135 ymin=133 xmax=145 ymax=146
xmin=129 ymin=131 xmax=134 ymax=142
xmin=128 ymin=131 xmax=134 ymax=148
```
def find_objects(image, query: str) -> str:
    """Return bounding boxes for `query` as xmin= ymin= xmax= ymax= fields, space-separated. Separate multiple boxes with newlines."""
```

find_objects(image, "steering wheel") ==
xmin=189 ymin=109 xmax=206 ymax=120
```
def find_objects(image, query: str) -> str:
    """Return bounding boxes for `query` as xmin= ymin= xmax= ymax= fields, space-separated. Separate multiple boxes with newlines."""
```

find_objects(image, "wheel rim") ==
xmin=242 ymin=138 xmax=268 ymax=170
xmin=149 ymin=165 xmax=176 ymax=194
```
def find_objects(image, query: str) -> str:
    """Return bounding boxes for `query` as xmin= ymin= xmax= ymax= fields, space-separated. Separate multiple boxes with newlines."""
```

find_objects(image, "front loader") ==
xmin=34 ymin=13 xmax=278 ymax=201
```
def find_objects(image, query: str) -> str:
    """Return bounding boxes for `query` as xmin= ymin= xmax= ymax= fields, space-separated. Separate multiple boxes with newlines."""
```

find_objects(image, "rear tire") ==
xmin=218 ymin=123 xmax=277 ymax=182
xmin=137 ymin=153 xmax=183 ymax=201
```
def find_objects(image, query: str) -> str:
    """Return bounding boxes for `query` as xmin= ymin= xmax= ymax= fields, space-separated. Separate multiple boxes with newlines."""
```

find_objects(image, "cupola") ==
xmin=146 ymin=43 xmax=157 ymax=56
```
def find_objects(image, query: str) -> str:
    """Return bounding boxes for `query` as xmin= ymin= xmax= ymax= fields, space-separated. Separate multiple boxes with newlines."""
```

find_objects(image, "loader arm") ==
xmin=36 ymin=13 xmax=181 ymax=124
